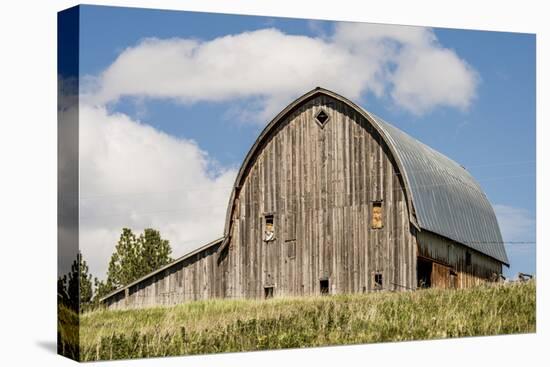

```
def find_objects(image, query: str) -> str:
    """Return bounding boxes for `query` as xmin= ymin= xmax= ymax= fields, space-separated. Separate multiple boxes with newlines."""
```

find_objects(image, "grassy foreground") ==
xmin=76 ymin=281 xmax=535 ymax=361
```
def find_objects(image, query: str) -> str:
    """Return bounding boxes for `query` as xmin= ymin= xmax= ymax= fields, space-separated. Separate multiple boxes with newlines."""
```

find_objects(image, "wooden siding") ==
xmin=102 ymin=90 xmax=506 ymax=310
xmin=431 ymin=262 xmax=457 ymax=289
xmin=218 ymin=94 xmax=416 ymax=298
xmin=104 ymin=242 xmax=221 ymax=310
xmin=417 ymin=230 xmax=502 ymax=289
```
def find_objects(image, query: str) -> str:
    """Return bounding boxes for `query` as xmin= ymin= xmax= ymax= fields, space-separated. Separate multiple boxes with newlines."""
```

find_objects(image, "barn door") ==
xmin=431 ymin=262 xmax=454 ymax=289
xmin=417 ymin=257 xmax=432 ymax=288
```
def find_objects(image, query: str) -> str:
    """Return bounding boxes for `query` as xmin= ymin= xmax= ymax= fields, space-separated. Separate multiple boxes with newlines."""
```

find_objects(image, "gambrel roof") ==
xmin=370 ymin=112 xmax=508 ymax=265
xmin=101 ymin=88 xmax=509 ymax=305
xmin=223 ymin=87 xmax=508 ymax=265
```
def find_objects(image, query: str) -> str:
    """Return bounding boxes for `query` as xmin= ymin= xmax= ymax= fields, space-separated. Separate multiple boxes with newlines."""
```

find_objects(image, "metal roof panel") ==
xmin=369 ymin=113 xmax=508 ymax=264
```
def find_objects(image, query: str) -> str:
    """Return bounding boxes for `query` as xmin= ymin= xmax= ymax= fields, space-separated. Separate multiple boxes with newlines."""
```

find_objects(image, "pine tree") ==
xmin=57 ymin=274 xmax=69 ymax=305
xmin=64 ymin=251 xmax=93 ymax=312
xmin=105 ymin=228 xmax=173 ymax=289
xmin=91 ymin=277 xmax=115 ymax=308
xmin=106 ymin=228 xmax=140 ymax=288
xmin=79 ymin=253 xmax=93 ymax=307
xmin=139 ymin=228 xmax=172 ymax=275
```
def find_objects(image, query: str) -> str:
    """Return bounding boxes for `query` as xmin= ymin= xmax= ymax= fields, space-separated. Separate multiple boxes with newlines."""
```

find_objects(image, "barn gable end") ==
xmin=101 ymin=87 xmax=507 ymax=309
xmin=218 ymin=90 xmax=417 ymax=297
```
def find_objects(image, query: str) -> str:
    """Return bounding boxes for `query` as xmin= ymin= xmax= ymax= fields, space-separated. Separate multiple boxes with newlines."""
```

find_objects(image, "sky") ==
xmin=74 ymin=5 xmax=536 ymax=280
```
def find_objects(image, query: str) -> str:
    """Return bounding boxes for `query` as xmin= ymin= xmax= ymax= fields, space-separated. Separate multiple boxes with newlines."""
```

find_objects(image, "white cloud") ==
xmin=85 ymin=23 xmax=478 ymax=120
xmin=58 ymin=77 xmax=79 ymax=277
xmin=494 ymin=204 xmax=536 ymax=277
xmin=390 ymin=45 xmax=478 ymax=114
xmin=494 ymin=204 xmax=535 ymax=242
xmin=79 ymin=104 xmax=237 ymax=279
xmin=75 ymin=23 xmax=481 ymax=279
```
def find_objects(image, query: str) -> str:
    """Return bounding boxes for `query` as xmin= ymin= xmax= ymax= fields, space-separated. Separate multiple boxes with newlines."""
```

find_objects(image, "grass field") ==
xmin=68 ymin=281 xmax=535 ymax=361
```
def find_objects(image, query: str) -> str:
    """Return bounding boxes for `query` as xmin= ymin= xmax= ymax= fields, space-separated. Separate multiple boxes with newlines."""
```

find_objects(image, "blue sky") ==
xmin=76 ymin=5 xmax=535 ymax=279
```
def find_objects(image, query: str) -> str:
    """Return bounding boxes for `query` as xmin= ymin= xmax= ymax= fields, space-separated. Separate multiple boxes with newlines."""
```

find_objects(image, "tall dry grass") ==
xmin=75 ymin=281 xmax=535 ymax=361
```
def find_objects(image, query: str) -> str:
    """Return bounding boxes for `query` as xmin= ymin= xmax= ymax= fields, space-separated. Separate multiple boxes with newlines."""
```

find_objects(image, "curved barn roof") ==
xmin=224 ymin=87 xmax=508 ymax=265
xmin=368 ymin=113 xmax=508 ymax=265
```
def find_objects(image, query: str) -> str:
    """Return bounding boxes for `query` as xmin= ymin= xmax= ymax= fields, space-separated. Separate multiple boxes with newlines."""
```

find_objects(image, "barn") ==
xmin=101 ymin=87 xmax=508 ymax=309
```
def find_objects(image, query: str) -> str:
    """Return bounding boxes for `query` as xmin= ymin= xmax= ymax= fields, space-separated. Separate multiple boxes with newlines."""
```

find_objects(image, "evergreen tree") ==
xmin=139 ymin=228 xmax=172 ymax=275
xmin=106 ymin=228 xmax=141 ymax=288
xmin=63 ymin=251 xmax=93 ymax=312
xmin=79 ymin=253 xmax=93 ymax=307
xmin=105 ymin=228 xmax=173 ymax=289
xmin=57 ymin=274 xmax=69 ymax=305
xmin=91 ymin=277 xmax=115 ymax=308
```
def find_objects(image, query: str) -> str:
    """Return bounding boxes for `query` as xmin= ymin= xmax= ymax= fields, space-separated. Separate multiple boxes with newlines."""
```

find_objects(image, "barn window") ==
xmin=285 ymin=212 xmax=296 ymax=241
xmin=372 ymin=201 xmax=383 ymax=229
xmin=465 ymin=251 xmax=472 ymax=267
xmin=315 ymin=109 xmax=330 ymax=127
xmin=264 ymin=214 xmax=275 ymax=241
xmin=264 ymin=286 xmax=274 ymax=299
xmin=320 ymin=279 xmax=329 ymax=295
xmin=374 ymin=272 xmax=383 ymax=290
xmin=286 ymin=241 xmax=296 ymax=259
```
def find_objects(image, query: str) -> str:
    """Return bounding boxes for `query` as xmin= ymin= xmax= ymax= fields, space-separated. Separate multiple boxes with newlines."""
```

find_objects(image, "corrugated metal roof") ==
xmin=223 ymin=87 xmax=508 ymax=265
xmin=366 ymin=112 xmax=508 ymax=265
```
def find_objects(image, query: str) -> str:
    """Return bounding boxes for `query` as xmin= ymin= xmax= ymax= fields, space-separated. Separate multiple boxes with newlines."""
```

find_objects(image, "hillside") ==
xmin=74 ymin=281 xmax=535 ymax=361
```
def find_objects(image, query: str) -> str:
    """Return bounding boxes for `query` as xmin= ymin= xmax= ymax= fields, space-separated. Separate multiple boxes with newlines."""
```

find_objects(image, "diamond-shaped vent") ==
xmin=315 ymin=109 xmax=330 ymax=127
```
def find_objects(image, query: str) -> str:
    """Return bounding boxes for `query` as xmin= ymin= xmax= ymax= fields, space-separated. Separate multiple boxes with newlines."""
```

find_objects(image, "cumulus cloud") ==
xmin=494 ymin=204 xmax=536 ymax=276
xmin=494 ymin=204 xmax=535 ymax=242
xmin=58 ymin=76 xmax=80 ymax=277
xmin=76 ymin=23 xmax=481 ymax=279
xmin=79 ymin=104 xmax=237 ymax=279
xmin=84 ymin=23 xmax=478 ymax=120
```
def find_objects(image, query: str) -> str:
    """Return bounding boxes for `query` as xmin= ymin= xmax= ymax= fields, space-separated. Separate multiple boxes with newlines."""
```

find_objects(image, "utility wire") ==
xmin=78 ymin=173 xmax=535 ymax=220
xmin=78 ymin=159 xmax=535 ymax=200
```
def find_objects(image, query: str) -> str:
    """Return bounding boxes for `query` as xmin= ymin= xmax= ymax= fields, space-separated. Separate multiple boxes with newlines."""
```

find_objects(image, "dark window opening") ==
xmin=372 ymin=201 xmax=383 ymax=229
xmin=286 ymin=241 xmax=296 ymax=259
xmin=285 ymin=212 xmax=296 ymax=241
xmin=264 ymin=286 xmax=274 ymax=299
xmin=264 ymin=214 xmax=274 ymax=241
xmin=417 ymin=258 xmax=432 ymax=288
xmin=315 ymin=109 xmax=330 ymax=127
xmin=320 ymin=279 xmax=329 ymax=295
xmin=465 ymin=251 xmax=472 ymax=267
xmin=374 ymin=272 xmax=383 ymax=290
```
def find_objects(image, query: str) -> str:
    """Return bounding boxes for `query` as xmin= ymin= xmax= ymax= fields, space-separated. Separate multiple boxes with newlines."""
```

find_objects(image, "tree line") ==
xmin=58 ymin=228 xmax=173 ymax=312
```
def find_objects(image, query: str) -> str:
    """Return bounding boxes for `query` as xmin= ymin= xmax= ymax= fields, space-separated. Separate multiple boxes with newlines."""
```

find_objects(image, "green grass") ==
xmin=76 ymin=281 xmax=535 ymax=361
xmin=57 ymin=303 xmax=79 ymax=360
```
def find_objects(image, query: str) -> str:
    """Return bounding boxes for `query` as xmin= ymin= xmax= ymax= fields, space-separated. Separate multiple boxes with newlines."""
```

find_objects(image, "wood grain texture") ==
xmin=103 ymin=92 xmax=503 ymax=310
xmin=104 ymin=242 xmax=222 ymax=310
xmin=417 ymin=230 xmax=502 ymax=289
xmin=218 ymin=95 xmax=415 ymax=298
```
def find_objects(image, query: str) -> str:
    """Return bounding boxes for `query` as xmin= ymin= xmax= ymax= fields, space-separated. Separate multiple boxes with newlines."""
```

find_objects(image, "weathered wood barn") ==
xmin=101 ymin=88 xmax=508 ymax=309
